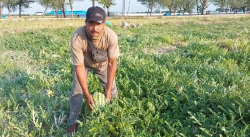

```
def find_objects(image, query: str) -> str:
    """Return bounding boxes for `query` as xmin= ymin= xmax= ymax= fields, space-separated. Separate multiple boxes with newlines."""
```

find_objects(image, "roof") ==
xmin=46 ymin=11 xmax=87 ymax=15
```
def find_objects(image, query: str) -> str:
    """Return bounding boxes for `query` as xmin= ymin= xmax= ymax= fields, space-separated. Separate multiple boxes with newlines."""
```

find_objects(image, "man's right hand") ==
xmin=85 ymin=94 xmax=94 ymax=111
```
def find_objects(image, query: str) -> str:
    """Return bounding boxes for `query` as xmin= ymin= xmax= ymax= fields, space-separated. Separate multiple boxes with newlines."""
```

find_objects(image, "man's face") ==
xmin=86 ymin=21 xmax=106 ymax=40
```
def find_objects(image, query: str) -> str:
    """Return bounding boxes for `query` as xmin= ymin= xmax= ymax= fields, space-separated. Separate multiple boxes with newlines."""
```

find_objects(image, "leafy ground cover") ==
xmin=0 ymin=16 xmax=249 ymax=136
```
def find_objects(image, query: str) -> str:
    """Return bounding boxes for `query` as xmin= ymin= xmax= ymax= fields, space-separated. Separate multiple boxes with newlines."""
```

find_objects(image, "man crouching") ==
xmin=67 ymin=6 xmax=120 ymax=134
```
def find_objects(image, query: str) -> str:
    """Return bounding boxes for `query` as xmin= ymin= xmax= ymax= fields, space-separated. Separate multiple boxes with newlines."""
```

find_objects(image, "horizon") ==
xmin=1 ymin=0 xmax=217 ymax=15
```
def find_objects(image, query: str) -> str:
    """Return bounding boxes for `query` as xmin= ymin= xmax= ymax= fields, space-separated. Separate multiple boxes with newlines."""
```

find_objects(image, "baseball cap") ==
xmin=86 ymin=6 xmax=106 ymax=24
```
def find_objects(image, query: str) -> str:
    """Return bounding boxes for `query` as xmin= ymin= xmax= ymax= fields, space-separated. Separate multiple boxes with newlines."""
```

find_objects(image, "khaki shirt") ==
xmin=71 ymin=26 xmax=120 ymax=71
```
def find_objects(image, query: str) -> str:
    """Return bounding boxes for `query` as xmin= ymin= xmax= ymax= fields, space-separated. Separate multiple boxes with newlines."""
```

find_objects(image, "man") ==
xmin=67 ymin=6 xmax=120 ymax=133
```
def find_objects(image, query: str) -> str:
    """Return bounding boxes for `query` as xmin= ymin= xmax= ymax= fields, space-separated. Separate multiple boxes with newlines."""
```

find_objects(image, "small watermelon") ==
xmin=92 ymin=92 xmax=107 ymax=108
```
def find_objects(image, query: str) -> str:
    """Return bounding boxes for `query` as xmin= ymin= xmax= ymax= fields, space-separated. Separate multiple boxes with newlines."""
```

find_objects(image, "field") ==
xmin=0 ymin=15 xmax=249 ymax=136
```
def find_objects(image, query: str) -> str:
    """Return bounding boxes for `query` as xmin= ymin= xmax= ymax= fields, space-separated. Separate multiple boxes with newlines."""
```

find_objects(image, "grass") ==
xmin=0 ymin=15 xmax=249 ymax=136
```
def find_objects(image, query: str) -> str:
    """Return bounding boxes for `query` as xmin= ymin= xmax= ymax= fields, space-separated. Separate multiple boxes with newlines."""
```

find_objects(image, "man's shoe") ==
xmin=67 ymin=123 xmax=78 ymax=134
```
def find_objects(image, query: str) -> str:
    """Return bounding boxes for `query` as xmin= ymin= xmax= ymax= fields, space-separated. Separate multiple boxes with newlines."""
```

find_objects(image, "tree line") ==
xmin=0 ymin=0 xmax=115 ymax=18
xmin=0 ymin=0 xmax=250 ymax=18
xmin=139 ymin=0 xmax=250 ymax=15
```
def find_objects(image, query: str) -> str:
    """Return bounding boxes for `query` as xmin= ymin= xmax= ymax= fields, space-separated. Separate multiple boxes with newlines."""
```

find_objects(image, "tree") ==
xmin=65 ymin=0 xmax=85 ymax=18
xmin=0 ymin=0 xmax=2 ymax=18
xmin=155 ymin=0 xmax=164 ymax=13
xmin=176 ymin=0 xmax=186 ymax=14
xmin=156 ymin=0 xmax=177 ymax=15
xmin=66 ymin=0 xmax=85 ymax=18
xmin=224 ymin=0 xmax=230 ymax=13
xmin=138 ymin=0 xmax=157 ymax=16
xmin=43 ymin=0 xmax=65 ymax=18
xmin=68 ymin=0 xmax=73 ymax=17
xmin=17 ymin=0 xmax=34 ymax=17
xmin=157 ymin=0 xmax=166 ymax=9
xmin=38 ymin=0 xmax=50 ymax=17
xmin=200 ymin=0 xmax=211 ymax=15
xmin=98 ymin=0 xmax=115 ymax=17
xmin=240 ymin=0 xmax=250 ymax=13
xmin=3 ymin=0 xmax=18 ymax=16
xmin=58 ymin=0 xmax=66 ymax=17
xmin=90 ymin=0 xmax=99 ymax=6
xmin=50 ymin=0 xmax=59 ymax=17
xmin=157 ymin=0 xmax=168 ymax=14
xmin=185 ymin=0 xmax=196 ymax=14
xmin=166 ymin=0 xmax=175 ymax=15
xmin=173 ymin=0 xmax=178 ymax=14
xmin=227 ymin=0 xmax=241 ymax=13
xmin=213 ymin=0 xmax=226 ymax=13
xmin=246 ymin=0 xmax=250 ymax=7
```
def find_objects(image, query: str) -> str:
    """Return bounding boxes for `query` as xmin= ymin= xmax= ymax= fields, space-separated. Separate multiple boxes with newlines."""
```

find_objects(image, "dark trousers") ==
xmin=68 ymin=64 xmax=118 ymax=125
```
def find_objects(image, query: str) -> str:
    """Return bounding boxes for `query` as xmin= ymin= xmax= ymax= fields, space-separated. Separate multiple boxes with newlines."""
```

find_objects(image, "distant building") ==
xmin=2 ymin=15 xmax=7 ymax=18
xmin=35 ymin=12 xmax=44 ymax=15
xmin=46 ymin=11 xmax=87 ymax=17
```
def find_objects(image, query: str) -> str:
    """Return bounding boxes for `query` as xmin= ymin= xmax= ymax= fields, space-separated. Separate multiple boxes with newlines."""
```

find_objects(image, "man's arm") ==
xmin=75 ymin=64 xmax=89 ymax=97
xmin=75 ymin=64 xmax=94 ymax=110
xmin=105 ymin=58 xmax=117 ymax=101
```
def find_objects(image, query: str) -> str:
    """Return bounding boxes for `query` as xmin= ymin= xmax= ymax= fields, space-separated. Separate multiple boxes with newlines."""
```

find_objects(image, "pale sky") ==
xmin=2 ymin=0 xmax=217 ymax=14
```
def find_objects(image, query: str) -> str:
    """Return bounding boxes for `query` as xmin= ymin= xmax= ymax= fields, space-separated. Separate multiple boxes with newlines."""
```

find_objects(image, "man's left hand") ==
xmin=105 ymin=88 xmax=112 ymax=102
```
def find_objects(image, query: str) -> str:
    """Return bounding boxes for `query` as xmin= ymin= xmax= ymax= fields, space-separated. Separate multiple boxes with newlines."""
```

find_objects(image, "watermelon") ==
xmin=92 ymin=92 xmax=107 ymax=108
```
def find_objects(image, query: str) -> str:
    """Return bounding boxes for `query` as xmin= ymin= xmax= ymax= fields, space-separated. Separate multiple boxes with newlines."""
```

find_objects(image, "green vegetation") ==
xmin=0 ymin=16 xmax=249 ymax=136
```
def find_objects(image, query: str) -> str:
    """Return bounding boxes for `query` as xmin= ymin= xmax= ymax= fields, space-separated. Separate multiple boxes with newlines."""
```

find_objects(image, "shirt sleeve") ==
xmin=108 ymin=33 xmax=120 ymax=58
xmin=71 ymin=34 xmax=84 ymax=65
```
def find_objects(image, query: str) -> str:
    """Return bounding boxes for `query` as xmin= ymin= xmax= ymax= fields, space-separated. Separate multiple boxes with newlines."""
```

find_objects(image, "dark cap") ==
xmin=86 ymin=6 xmax=106 ymax=24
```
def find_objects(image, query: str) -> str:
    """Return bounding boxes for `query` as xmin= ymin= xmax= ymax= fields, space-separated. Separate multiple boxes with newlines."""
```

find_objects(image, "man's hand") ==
xmin=105 ymin=88 xmax=112 ymax=102
xmin=85 ymin=94 xmax=94 ymax=111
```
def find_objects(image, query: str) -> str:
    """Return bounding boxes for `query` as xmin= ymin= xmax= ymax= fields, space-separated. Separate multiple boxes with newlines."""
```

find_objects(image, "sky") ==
xmin=2 ymin=0 xmax=217 ymax=14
